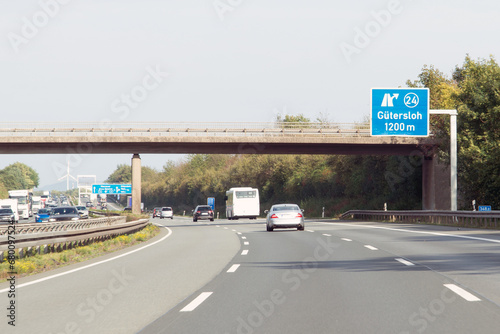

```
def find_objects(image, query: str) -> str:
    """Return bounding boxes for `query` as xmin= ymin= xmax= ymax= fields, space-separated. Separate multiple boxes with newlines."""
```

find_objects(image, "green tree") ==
xmin=453 ymin=56 xmax=500 ymax=207
xmin=0 ymin=162 xmax=39 ymax=190
xmin=409 ymin=56 xmax=500 ymax=208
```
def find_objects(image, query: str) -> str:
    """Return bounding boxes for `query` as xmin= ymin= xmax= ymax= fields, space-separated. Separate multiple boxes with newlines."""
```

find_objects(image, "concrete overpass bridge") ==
xmin=0 ymin=122 xmax=446 ymax=212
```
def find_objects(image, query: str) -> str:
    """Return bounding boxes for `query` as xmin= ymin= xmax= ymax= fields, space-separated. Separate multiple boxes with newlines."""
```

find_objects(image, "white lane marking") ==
xmin=180 ymin=292 xmax=213 ymax=312
xmin=341 ymin=238 xmax=352 ymax=242
xmin=322 ymin=233 xmax=332 ymax=237
xmin=227 ymin=264 xmax=240 ymax=273
xmin=241 ymin=236 xmax=247 ymax=239
xmin=444 ymin=284 xmax=481 ymax=302
xmin=0 ymin=226 xmax=173 ymax=294
xmin=319 ymin=222 xmax=500 ymax=244
xmin=364 ymin=245 xmax=378 ymax=251
xmin=241 ymin=250 xmax=249 ymax=255
xmin=395 ymin=258 xmax=415 ymax=266
xmin=306 ymin=230 xmax=314 ymax=233
xmin=232 ymin=229 xmax=237 ymax=232
xmin=216 ymin=225 xmax=220 ymax=227
xmin=244 ymin=241 xmax=249 ymax=245
xmin=237 ymin=232 xmax=242 ymax=235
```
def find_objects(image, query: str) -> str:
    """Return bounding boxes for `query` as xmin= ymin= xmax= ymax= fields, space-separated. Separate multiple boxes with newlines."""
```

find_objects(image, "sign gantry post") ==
xmin=371 ymin=88 xmax=457 ymax=211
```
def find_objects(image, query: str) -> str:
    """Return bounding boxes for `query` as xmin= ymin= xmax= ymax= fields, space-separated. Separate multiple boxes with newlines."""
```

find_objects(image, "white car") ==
xmin=265 ymin=204 xmax=305 ymax=231
xmin=160 ymin=207 xmax=173 ymax=219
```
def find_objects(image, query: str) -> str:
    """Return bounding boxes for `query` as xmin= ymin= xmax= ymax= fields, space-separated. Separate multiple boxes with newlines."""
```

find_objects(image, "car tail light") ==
xmin=270 ymin=214 xmax=278 ymax=219
xmin=296 ymin=213 xmax=303 ymax=218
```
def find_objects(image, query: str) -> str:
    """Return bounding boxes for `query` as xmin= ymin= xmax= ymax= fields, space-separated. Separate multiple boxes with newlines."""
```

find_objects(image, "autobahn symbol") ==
xmin=371 ymin=88 xmax=429 ymax=136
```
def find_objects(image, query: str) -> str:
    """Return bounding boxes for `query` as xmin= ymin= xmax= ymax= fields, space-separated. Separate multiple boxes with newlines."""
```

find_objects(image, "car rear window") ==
xmin=273 ymin=205 xmax=300 ymax=211
xmin=53 ymin=207 xmax=78 ymax=215
xmin=197 ymin=206 xmax=211 ymax=211
xmin=162 ymin=207 xmax=172 ymax=211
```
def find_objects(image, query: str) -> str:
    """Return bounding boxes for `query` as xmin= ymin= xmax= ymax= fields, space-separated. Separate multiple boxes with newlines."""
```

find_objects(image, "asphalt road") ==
xmin=2 ymin=217 xmax=500 ymax=333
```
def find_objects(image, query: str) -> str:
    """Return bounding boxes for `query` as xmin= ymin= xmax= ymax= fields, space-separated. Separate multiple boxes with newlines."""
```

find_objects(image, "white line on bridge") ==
xmin=364 ymin=245 xmax=378 ymax=251
xmin=180 ymin=292 xmax=213 ymax=312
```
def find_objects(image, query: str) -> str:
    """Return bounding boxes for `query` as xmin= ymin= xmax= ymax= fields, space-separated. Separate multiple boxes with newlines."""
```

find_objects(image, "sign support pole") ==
xmin=430 ymin=110 xmax=458 ymax=211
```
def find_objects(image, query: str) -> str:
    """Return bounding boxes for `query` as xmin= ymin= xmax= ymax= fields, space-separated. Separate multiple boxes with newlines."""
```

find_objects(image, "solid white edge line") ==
xmin=318 ymin=222 xmax=500 ymax=244
xmin=364 ymin=245 xmax=378 ymax=251
xmin=395 ymin=258 xmax=415 ymax=266
xmin=180 ymin=292 xmax=213 ymax=312
xmin=241 ymin=250 xmax=249 ymax=255
xmin=0 ymin=225 xmax=173 ymax=294
xmin=227 ymin=264 xmax=240 ymax=273
xmin=444 ymin=284 xmax=481 ymax=302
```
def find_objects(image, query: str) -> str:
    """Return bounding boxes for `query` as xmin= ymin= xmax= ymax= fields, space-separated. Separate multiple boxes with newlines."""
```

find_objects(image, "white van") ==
xmin=225 ymin=187 xmax=260 ymax=220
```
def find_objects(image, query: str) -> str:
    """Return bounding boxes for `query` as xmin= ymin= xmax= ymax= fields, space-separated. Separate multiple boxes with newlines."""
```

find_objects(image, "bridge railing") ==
xmin=340 ymin=210 xmax=500 ymax=229
xmin=0 ymin=122 xmax=371 ymax=137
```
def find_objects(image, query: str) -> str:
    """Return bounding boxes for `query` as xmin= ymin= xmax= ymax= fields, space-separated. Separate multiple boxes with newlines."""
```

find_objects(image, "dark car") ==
xmin=193 ymin=205 xmax=214 ymax=222
xmin=49 ymin=207 xmax=80 ymax=222
xmin=0 ymin=208 xmax=15 ymax=223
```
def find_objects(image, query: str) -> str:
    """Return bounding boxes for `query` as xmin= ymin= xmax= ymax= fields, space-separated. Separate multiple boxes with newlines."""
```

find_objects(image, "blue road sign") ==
xmin=207 ymin=197 xmax=215 ymax=211
xmin=478 ymin=205 xmax=492 ymax=212
xmin=92 ymin=184 xmax=132 ymax=194
xmin=371 ymin=88 xmax=429 ymax=136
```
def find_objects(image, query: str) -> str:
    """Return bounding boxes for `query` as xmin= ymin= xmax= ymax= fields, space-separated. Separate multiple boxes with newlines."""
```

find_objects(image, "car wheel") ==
xmin=171 ymin=217 xmax=173 ymax=219
xmin=298 ymin=225 xmax=304 ymax=231
xmin=193 ymin=218 xmax=197 ymax=222
xmin=267 ymin=225 xmax=273 ymax=232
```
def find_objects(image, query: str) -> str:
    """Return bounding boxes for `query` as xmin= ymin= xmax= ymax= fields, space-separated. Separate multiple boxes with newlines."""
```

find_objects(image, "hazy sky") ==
xmin=1 ymin=0 xmax=499 ymax=188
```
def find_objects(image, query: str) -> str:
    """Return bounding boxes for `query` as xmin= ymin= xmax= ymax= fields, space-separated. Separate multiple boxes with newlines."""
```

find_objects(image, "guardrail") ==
xmin=0 ymin=216 xmax=149 ymax=262
xmin=340 ymin=210 xmax=500 ymax=229
xmin=0 ymin=122 xmax=371 ymax=137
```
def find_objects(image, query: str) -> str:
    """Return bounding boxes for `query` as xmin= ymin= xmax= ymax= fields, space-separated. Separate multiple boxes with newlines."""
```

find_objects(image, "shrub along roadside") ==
xmin=0 ymin=224 xmax=160 ymax=282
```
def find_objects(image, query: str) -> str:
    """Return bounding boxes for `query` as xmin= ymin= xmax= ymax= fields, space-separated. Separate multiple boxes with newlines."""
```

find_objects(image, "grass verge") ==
xmin=0 ymin=223 xmax=160 ymax=283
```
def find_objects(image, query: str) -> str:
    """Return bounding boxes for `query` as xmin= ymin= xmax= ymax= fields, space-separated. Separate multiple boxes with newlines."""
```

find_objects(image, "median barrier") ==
xmin=0 ymin=217 xmax=149 ymax=262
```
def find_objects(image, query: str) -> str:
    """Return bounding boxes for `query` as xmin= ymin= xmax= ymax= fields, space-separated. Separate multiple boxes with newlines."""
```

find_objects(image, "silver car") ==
xmin=75 ymin=206 xmax=89 ymax=219
xmin=265 ymin=204 xmax=305 ymax=231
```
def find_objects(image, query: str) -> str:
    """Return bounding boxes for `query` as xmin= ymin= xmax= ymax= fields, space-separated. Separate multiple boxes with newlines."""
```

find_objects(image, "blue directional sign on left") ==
xmin=371 ymin=88 xmax=429 ymax=136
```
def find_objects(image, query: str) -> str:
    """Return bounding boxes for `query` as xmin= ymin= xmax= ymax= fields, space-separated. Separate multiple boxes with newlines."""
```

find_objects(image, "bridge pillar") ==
xmin=422 ymin=156 xmax=435 ymax=210
xmin=131 ymin=154 xmax=142 ymax=214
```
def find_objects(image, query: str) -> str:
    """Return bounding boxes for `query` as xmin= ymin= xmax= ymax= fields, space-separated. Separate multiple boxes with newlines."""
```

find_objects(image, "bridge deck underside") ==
xmin=0 ymin=136 xmax=438 ymax=156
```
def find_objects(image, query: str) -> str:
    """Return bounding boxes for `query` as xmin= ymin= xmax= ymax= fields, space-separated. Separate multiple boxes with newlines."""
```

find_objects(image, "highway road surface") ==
xmin=2 ymin=217 xmax=500 ymax=333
